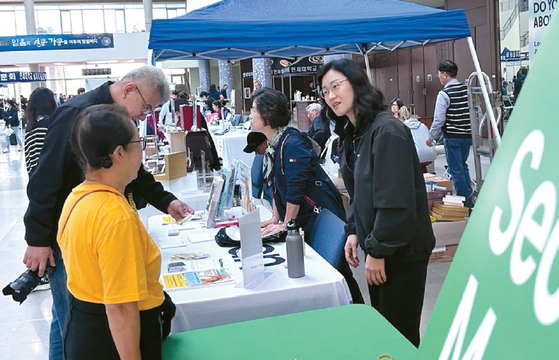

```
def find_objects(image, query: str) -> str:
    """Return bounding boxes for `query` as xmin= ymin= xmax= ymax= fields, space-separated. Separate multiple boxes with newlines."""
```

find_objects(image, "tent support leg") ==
xmin=467 ymin=36 xmax=501 ymax=145
xmin=363 ymin=53 xmax=373 ymax=84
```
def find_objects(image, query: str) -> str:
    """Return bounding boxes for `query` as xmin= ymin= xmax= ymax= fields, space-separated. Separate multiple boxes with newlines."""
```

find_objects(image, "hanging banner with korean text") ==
xmin=0 ymin=72 xmax=47 ymax=83
xmin=0 ymin=34 xmax=114 ymax=52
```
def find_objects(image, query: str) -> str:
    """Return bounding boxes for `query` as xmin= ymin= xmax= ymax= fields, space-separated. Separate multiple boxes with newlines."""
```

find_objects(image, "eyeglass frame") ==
xmin=135 ymin=85 xmax=153 ymax=116
xmin=320 ymin=78 xmax=349 ymax=98
xmin=128 ymin=137 xmax=147 ymax=150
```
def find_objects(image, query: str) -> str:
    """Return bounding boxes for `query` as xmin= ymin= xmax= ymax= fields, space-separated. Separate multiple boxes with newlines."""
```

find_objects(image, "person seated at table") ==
xmin=306 ymin=103 xmax=330 ymax=155
xmin=250 ymin=87 xmax=364 ymax=304
xmin=59 ymin=104 xmax=174 ymax=360
xmin=212 ymin=100 xmax=223 ymax=120
xmin=243 ymin=131 xmax=272 ymax=206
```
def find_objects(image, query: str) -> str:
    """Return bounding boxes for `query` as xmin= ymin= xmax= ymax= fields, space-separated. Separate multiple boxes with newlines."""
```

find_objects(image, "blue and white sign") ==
xmin=0 ymin=33 xmax=113 ymax=52
xmin=0 ymin=72 xmax=47 ymax=83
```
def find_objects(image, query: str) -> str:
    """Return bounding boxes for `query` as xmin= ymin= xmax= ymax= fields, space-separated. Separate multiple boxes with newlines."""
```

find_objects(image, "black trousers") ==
xmin=64 ymin=296 xmax=163 ymax=360
xmin=368 ymin=257 xmax=429 ymax=347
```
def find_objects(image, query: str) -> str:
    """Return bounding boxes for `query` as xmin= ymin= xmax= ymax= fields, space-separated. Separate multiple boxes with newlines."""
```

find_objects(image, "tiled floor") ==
xmin=0 ymin=127 xmax=486 ymax=358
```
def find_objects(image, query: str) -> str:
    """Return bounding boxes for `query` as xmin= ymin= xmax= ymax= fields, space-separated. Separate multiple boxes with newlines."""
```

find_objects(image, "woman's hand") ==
xmin=344 ymin=234 xmax=359 ymax=268
xmin=261 ymin=223 xmax=284 ymax=236
xmin=365 ymin=255 xmax=386 ymax=286
xmin=261 ymin=215 xmax=279 ymax=228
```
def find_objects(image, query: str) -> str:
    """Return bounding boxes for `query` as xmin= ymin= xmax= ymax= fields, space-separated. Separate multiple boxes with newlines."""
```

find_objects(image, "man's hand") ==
xmin=365 ymin=255 xmax=386 ymax=286
xmin=426 ymin=137 xmax=434 ymax=147
xmin=167 ymin=200 xmax=194 ymax=220
xmin=344 ymin=234 xmax=360 ymax=268
xmin=23 ymin=246 xmax=55 ymax=277
xmin=261 ymin=215 xmax=279 ymax=228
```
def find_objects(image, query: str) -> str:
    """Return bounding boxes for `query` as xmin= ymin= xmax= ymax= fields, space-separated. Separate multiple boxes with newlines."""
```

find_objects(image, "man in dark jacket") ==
xmin=22 ymin=66 xmax=193 ymax=360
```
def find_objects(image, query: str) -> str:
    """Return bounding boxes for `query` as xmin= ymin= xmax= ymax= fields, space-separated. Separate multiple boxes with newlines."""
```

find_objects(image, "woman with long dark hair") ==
xmin=318 ymin=59 xmax=434 ymax=347
xmin=24 ymin=87 xmax=58 ymax=175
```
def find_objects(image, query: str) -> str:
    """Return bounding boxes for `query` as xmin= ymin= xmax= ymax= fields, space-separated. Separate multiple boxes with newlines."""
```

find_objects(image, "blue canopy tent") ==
xmin=149 ymin=0 xmax=470 ymax=62
xmin=149 ymin=0 xmax=499 ymax=145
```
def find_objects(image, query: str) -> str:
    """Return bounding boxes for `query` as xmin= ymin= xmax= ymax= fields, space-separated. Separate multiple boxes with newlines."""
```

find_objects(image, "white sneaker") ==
xmin=2 ymin=149 xmax=8 ymax=153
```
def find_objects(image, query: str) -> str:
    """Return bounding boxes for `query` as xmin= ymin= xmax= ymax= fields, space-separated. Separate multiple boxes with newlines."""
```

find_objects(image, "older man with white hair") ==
xmin=306 ymin=102 xmax=330 ymax=152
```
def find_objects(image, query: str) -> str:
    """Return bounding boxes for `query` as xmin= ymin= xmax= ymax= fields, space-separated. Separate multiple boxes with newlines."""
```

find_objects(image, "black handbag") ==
xmin=214 ymin=227 xmax=287 ymax=247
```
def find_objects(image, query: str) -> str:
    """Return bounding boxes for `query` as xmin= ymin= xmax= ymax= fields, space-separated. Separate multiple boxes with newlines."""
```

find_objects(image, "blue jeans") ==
xmin=49 ymin=247 xmax=69 ymax=360
xmin=4 ymin=127 xmax=22 ymax=149
xmin=443 ymin=137 xmax=473 ymax=208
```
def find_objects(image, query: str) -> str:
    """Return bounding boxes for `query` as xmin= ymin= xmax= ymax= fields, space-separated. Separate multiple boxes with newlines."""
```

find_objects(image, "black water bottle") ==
xmin=285 ymin=219 xmax=305 ymax=278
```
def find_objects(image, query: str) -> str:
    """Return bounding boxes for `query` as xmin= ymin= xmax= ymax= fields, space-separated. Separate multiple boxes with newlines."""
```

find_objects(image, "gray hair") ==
xmin=306 ymin=103 xmax=322 ymax=113
xmin=120 ymin=66 xmax=170 ymax=103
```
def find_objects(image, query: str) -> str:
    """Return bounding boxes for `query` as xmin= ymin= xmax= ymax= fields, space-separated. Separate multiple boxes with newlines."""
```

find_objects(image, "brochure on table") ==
xmin=237 ymin=208 xmax=269 ymax=289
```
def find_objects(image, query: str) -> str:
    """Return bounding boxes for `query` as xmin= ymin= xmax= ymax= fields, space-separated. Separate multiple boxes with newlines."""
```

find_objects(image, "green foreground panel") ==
xmin=163 ymin=304 xmax=417 ymax=360
xmin=418 ymin=14 xmax=559 ymax=360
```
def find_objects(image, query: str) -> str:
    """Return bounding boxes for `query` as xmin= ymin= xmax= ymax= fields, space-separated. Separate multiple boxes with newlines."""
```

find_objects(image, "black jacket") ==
xmin=340 ymin=111 xmax=434 ymax=262
xmin=24 ymin=82 xmax=177 ymax=248
xmin=4 ymin=107 xmax=19 ymax=127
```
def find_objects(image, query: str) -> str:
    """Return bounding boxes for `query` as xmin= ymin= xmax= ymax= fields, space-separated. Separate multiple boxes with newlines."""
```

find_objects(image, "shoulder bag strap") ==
xmin=60 ymin=189 xmax=117 ymax=236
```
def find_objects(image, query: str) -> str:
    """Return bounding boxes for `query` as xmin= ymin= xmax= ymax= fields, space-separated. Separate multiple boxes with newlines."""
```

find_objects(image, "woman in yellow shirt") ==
xmin=58 ymin=104 xmax=169 ymax=360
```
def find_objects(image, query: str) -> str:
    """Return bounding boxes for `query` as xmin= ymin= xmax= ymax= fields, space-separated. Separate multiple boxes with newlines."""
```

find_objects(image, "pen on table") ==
xmin=219 ymin=258 xmax=224 ymax=268
xmin=214 ymin=220 xmax=239 ymax=228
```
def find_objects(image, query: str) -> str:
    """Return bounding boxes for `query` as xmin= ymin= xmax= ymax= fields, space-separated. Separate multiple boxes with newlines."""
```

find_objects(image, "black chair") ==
xmin=309 ymin=209 xmax=346 ymax=269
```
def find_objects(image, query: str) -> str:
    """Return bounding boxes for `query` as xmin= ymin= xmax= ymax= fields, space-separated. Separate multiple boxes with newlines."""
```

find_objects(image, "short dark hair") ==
xmin=212 ymin=100 xmax=222 ymax=108
xmin=251 ymin=87 xmax=291 ymax=128
xmin=70 ymin=104 xmax=135 ymax=172
xmin=25 ymin=87 xmax=57 ymax=132
xmin=438 ymin=60 xmax=458 ymax=77
xmin=77 ymin=87 xmax=85 ymax=94
xmin=317 ymin=58 xmax=386 ymax=137
xmin=390 ymin=98 xmax=404 ymax=109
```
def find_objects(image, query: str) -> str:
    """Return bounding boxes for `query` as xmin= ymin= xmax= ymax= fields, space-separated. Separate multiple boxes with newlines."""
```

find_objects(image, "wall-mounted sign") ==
xmin=0 ymin=33 xmax=113 ymax=52
xmin=0 ymin=71 xmax=47 ymax=83
xmin=82 ymin=68 xmax=112 ymax=76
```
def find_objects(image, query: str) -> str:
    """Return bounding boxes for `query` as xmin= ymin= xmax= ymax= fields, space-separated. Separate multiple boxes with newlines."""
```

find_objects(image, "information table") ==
xmin=148 ymin=215 xmax=352 ymax=333
xmin=211 ymin=129 xmax=255 ymax=168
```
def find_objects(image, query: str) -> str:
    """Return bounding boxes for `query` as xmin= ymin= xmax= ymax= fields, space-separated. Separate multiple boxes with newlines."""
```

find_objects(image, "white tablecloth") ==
xmin=148 ymin=215 xmax=352 ymax=333
xmin=212 ymin=130 xmax=255 ymax=169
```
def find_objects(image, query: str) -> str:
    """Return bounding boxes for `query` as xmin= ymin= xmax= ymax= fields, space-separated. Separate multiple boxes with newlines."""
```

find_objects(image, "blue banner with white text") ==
xmin=0 ymin=34 xmax=113 ymax=52
xmin=0 ymin=72 xmax=47 ymax=83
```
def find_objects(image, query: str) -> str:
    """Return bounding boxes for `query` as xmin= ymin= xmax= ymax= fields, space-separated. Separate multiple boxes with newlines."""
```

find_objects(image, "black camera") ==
xmin=2 ymin=266 xmax=55 ymax=304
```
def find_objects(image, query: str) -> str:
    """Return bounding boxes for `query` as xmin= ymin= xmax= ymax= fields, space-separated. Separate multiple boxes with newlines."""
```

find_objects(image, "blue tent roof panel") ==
xmin=149 ymin=0 xmax=471 ymax=61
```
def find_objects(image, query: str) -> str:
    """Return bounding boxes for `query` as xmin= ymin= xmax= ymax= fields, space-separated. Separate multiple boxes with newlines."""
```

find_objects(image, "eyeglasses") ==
xmin=320 ymin=78 xmax=348 ymax=98
xmin=128 ymin=137 xmax=147 ymax=150
xmin=135 ymin=86 xmax=153 ymax=116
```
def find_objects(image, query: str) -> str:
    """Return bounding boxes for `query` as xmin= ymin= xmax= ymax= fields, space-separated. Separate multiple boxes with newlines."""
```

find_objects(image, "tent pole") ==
xmin=363 ymin=52 xmax=373 ymax=84
xmin=467 ymin=36 xmax=501 ymax=145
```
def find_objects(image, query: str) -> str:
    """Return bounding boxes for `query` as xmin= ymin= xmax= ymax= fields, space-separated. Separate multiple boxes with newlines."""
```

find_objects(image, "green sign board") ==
xmin=417 ymin=14 xmax=559 ymax=359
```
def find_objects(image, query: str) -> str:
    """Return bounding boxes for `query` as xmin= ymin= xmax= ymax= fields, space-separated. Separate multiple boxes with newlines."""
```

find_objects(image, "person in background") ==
xmin=25 ymin=87 xmax=58 ymax=176
xmin=212 ymin=100 xmax=223 ymax=119
xmin=209 ymin=83 xmax=221 ymax=101
xmin=159 ymin=89 xmax=178 ymax=126
xmin=60 ymin=104 xmax=173 ymax=360
xmin=243 ymin=131 xmax=273 ymax=206
xmin=77 ymin=88 xmax=85 ymax=96
xmin=250 ymin=87 xmax=364 ymax=305
xmin=399 ymin=106 xmax=437 ymax=172
xmin=306 ymin=102 xmax=330 ymax=153
xmin=251 ymin=80 xmax=262 ymax=96
xmin=220 ymin=84 xmax=228 ymax=99
xmin=318 ymin=59 xmax=434 ymax=347
xmin=389 ymin=98 xmax=404 ymax=120
xmin=3 ymin=99 xmax=23 ymax=152
xmin=426 ymin=60 xmax=473 ymax=208
xmin=22 ymin=65 xmax=193 ymax=360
